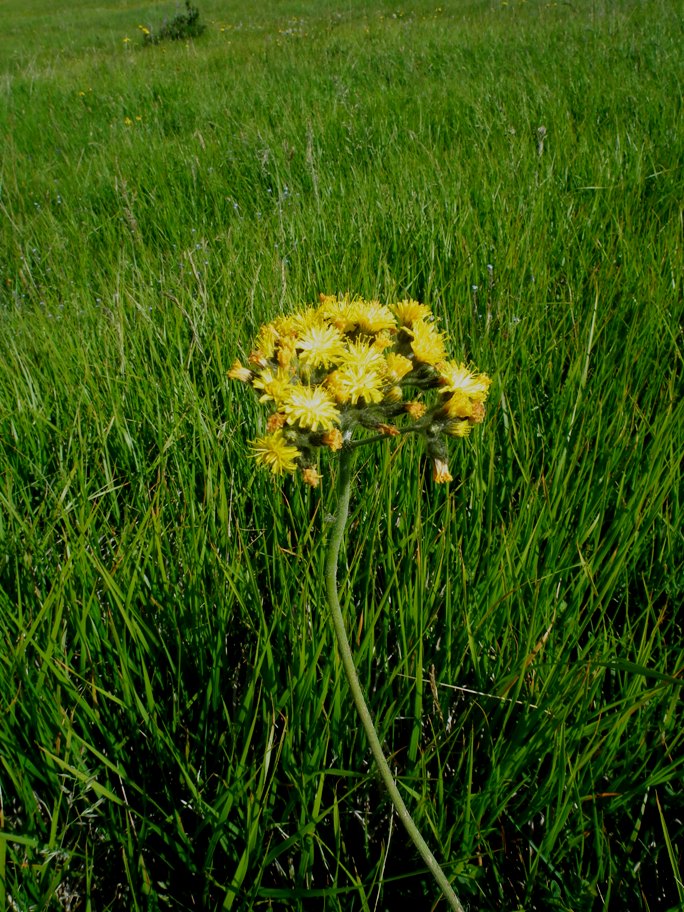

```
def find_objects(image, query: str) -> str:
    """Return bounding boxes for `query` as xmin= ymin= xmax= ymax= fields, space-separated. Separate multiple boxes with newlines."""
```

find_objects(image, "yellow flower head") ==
xmin=438 ymin=362 xmax=492 ymax=401
xmin=252 ymin=322 xmax=279 ymax=361
xmin=405 ymin=401 xmax=427 ymax=421
xmin=441 ymin=391 xmax=474 ymax=420
xmin=317 ymin=296 xmax=358 ymax=333
xmin=350 ymin=299 xmax=396 ymax=334
xmin=470 ymin=401 xmax=486 ymax=424
xmin=392 ymin=299 xmax=432 ymax=327
xmin=432 ymin=458 xmax=453 ymax=484
xmin=251 ymin=430 xmax=300 ymax=474
xmin=283 ymin=385 xmax=340 ymax=431
xmin=410 ymin=320 xmax=447 ymax=365
xmin=296 ymin=323 xmax=346 ymax=370
xmin=251 ymin=367 xmax=293 ymax=406
xmin=336 ymin=338 xmax=387 ymax=374
xmin=322 ymin=429 xmax=344 ymax=451
xmin=228 ymin=359 xmax=252 ymax=383
xmin=385 ymin=352 xmax=413 ymax=382
xmin=445 ymin=419 xmax=472 ymax=438
xmin=371 ymin=331 xmax=393 ymax=352
xmin=274 ymin=307 xmax=319 ymax=337
xmin=327 ymin=365 xmax=385 ymax=405
xmin=302 ymin=466 xmax=322 ymax=487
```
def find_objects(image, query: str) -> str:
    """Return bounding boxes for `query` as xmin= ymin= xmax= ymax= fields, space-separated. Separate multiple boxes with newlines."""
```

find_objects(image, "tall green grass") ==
xmin=1 ymin=0 xmax=682 ymax=908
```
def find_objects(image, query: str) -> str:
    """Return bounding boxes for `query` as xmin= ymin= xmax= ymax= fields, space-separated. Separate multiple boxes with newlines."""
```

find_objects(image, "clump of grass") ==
xmin=141 ymin=1 xmax=205 ymax=45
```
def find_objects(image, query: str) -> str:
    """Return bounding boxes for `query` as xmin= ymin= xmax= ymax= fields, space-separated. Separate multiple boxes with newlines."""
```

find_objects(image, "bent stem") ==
xmin=324 ymin=445 xmax=465 ymax=912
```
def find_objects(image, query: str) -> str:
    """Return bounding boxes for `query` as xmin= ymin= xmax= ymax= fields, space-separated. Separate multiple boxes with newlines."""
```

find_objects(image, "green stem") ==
xmin=324 ymin=445 xmax=465 ymax=912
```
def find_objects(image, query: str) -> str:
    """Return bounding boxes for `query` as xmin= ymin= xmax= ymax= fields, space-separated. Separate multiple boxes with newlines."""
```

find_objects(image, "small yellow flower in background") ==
xmin=138 ymin=25 xmax=151 ymax=36
xmin=251 ymin=430 xmax=301 ymax=475
xmin=232 ymin=294 xmax=491 ymax=484
xmin=123 ymin=36 xmax=131 ymax=44
xmin=123 ymin=116 xmax=133 ymax=126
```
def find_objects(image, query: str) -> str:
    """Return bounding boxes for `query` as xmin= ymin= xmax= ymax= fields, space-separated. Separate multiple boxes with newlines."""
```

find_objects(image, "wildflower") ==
xmin=350 ymin=299 xmax=396 ymax=334
xmin=317 ymin=295 xmax=358 ymax=333
xmin=123 ymin=36 xmax=131 ymax=43
xmin=438 ymin=361 xmax=491 ymax=401
xmin=252 ymin=322 xmax=279 ymax=361
xmin=266 ymin=412 xmax=287 ymax=433
xmin=470 ymin=401 xmax=486 ymax=424
xmin=228 ymin=359 xmax=252 ymax=382
xmin=445 ymin=419 xmax=472 ymax=438
xmin=283 ymin=385 xmax=340 ymax=431
xmin=384 ymin=385 xmax=403 ymax=403
xmin=410 ymin=320 xmax=447 ymax=365
xmin=251 ymin=430 xmax=300 ymax=474
xmin=405 ymin=401 xmax=427 ymax=420
xmin=432 ymin=458 xmax=453 ymax=484
xmin=251 ymin=367 xmax=293 ymax=406
xmin=123 ymin=117 xmax=133 ymax=126
xmin=440 ymin=391 xmax=473 ymax=420
xmin=385 ymin=352 xmax=413 ymax=382
xmin=277 ymin=335 xmax=297 ymax=369
xmin=322 ymin=429 xmax=344 ymax=451
xmin=392 ymin=299 xmax=431 ymax=327
xmin=371 ymin=331 xmax=393 ymax=352
xmin=336 ymin=339 xmax=386 ymax=374
xmin=302 ymin=466 xmax=321 ymax=487
xmin=296 ymin=323 xmax=345 ymax=370
xmin=327 ymin=365 xmax=385 ymax=405
xmin=274 ymin=308 xmax=318 ymax=337
xmin=233 ymin=293 xmax=489 ymax=485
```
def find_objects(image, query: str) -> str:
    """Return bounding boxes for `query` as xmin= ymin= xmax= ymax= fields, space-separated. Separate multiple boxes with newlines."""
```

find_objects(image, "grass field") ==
xmin=1 ymin=0 xmax=682 ymax=909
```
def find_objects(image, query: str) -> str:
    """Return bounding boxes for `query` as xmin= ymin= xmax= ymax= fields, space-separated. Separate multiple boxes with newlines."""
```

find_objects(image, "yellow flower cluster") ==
xmin=230 ymin=294 xmax=491 ymax=484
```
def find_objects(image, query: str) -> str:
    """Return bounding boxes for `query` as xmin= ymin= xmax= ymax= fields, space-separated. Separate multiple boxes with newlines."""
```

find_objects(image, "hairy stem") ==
xmin=324 ymin=445 xmax=465 ymax=912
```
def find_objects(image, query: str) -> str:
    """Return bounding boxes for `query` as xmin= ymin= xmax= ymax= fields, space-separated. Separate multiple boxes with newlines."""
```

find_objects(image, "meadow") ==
xmin=0 ymin=0 xmax=682 ymax=909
